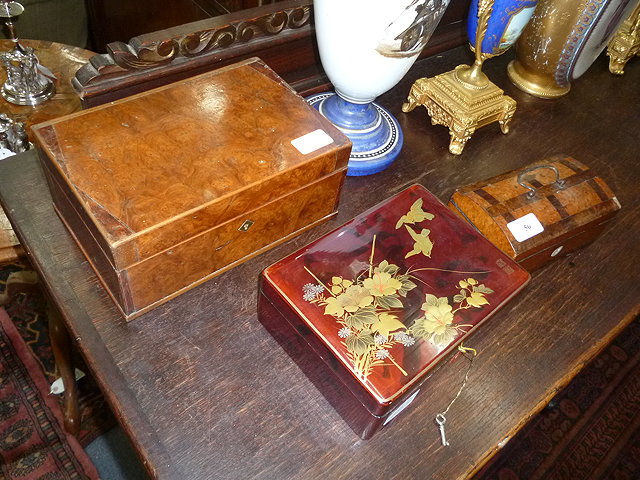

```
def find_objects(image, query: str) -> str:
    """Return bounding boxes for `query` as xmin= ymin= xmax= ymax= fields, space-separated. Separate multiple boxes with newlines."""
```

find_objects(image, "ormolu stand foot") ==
xmin=607 ymin=3 xmax=640 ymax=75
xmin=403 ymin=65 xmax=516 ymax=155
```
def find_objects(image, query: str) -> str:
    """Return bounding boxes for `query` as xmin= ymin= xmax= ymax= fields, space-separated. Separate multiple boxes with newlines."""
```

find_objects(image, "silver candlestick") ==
xmin=0 ymin=0 xmax=55 ymax=105
xmin=0 ymin=113 xmax=30 ymax=154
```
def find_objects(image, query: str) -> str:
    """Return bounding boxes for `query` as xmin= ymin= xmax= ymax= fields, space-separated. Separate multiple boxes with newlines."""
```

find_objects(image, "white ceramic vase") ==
xmin=309 ymin=0 xmax=450 ymax=176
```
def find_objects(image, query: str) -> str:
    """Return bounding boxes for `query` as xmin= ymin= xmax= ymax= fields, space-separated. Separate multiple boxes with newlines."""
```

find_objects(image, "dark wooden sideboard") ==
xmin=75 ymin=0 xmax=472 ymax=107
xmin=0 ymin=45 xmax=638 ymax=479
xmin=85 ymin=0 xmax=471 ymax=55
xmin=86 ymin=0 xmax=290 ymax=50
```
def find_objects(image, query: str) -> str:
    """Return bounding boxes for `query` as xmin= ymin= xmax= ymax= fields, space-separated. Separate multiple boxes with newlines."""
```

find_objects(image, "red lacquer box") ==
xmin=258 ymin=184 xmax=530 ymax=439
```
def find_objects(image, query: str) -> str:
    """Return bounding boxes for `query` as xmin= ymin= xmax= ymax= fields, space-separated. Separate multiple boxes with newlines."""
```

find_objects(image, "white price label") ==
xmin=383 ymin=389 xmax=420 ymax=426
xmin=507 ymin=213 xmax=544 ymax=242
xmin=0 ymin=147 xmax=15 ymax=160
xmin=291 ymin=129 xmax=334 ymax=155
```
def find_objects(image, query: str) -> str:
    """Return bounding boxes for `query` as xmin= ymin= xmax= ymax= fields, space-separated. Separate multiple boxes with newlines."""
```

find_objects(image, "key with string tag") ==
xmin=433 ymin=344 xmax=478 ymax=447
xmin=435 ymin=413 xmax=450 ymax=446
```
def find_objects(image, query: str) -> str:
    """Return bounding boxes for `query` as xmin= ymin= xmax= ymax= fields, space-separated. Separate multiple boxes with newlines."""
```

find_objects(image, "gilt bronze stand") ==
xmin=402 ymin=0 xmax=516 ymax=155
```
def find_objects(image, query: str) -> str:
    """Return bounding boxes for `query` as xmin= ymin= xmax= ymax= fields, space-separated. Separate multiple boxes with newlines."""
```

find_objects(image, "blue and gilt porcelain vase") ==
xmin=467 ymin=0 xmax=538 ymax=57
xmin=507 ymin=0 xmax=637 ymax=97
xmin=308 ymin=0 xmax=450 ymax=176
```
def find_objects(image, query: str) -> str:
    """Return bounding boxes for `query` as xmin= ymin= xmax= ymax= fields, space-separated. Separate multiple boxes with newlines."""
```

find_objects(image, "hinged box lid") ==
xmin=32 ymin=58 xmax=351 ymax=271
xmin=262 ymin=185 xmax=529 ymax=412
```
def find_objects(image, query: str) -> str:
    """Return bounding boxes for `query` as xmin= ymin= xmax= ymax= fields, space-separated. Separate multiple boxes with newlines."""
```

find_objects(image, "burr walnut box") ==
xmin=32 ymin=58 xmax=351 ymax=320
xmin=258 ymin=185 xmax=530 ymax=439
xmin=448 ymin=156 xmax=621 ymax=271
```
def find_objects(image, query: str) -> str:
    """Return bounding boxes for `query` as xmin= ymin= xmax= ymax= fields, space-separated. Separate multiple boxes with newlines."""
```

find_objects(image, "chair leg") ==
xmin=47 ymin=302 xmax=81 ymax=436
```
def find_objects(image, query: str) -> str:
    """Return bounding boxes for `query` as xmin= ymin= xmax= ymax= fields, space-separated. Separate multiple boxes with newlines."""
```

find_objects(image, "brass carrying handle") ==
xmin=517 ymin=164 xmax=565 ymax=198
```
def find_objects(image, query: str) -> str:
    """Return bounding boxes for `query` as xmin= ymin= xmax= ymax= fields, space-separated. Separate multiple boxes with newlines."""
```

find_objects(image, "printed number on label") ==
xmin=507 ymin=213 xmax=544 ymax=242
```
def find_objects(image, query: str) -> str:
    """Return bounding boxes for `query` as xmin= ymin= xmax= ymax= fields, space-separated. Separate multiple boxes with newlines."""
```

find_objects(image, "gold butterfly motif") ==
xmin=395 ymin=198 xmax=434 ymax=229
xmin=404 ymin=225 xmax=434 ymax=258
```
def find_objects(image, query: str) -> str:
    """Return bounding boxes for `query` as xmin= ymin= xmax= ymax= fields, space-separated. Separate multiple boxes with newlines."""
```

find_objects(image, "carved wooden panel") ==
xmin=86 ymin=0 xmax=288 ymax=51
xmin=76 ymin=0 xmax=313 ymax=107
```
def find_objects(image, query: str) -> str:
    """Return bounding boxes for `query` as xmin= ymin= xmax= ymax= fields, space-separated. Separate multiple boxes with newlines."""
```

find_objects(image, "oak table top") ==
xmin=0 ymin=46 xmax=638 ymax=479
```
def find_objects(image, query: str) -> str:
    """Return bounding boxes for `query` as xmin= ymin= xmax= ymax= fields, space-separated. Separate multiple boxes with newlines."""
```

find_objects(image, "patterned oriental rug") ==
xmin=0 ymin=307 xmax=99 ymax=479
xmin=475 ymin=316 xmax=640 ymax=479
xmin=0 ymin=262 xmax=116 ymax=448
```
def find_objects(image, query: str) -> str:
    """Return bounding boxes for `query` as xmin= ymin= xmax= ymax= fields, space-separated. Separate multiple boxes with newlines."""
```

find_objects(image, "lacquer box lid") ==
xmin=31 ymin=58 xmax=351 ymax=270
xmin=262 ymin=184 xmax=530 ymax=409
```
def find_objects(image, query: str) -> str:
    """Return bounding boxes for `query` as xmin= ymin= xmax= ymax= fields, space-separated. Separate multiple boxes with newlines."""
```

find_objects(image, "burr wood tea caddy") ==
xmin=448 ymin=156 xmax=621 ymax=271
xmin=32 ymin=58 xmax=352 ymax=320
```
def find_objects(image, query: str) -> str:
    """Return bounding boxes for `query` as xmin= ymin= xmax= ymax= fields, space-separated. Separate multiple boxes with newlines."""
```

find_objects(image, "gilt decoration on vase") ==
xmin=308 ymin=0 xmax=450 ymax=177
xmin=508 ymin=0 xmax=638 ymax=98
